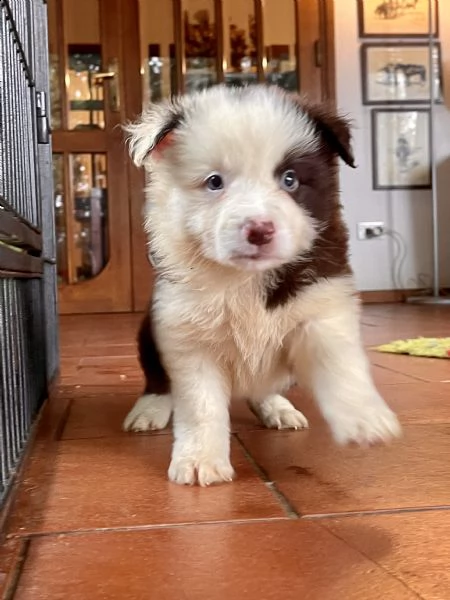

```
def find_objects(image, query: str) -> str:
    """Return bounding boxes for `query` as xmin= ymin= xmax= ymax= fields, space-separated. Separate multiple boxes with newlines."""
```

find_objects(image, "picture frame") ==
xmin=371 ymin=109 xmax=431 ymax=190
xmin=361 ymin=42 xmax=443 ymax=105
xmin=357 ymin=0 xmax=439 ymax=38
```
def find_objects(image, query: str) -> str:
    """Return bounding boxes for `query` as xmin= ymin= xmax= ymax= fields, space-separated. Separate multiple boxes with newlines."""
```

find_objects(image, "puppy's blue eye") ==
xmin=205 ymin=173 xmax=224 ymax=191
xmin=280 ymin=169 xmax=299 ymax=192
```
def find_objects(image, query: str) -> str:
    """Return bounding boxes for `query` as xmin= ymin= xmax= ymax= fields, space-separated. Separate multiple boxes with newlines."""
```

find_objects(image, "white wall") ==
xmin=334 ymin=1 xmax=450 ymax=291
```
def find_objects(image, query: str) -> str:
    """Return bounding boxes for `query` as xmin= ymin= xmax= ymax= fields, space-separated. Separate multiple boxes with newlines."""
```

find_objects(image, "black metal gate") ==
xmin=0 ymin=0 xmax=58 ymax=506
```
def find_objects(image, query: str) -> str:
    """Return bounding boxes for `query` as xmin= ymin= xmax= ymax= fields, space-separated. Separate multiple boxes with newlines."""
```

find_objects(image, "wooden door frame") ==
xmin=296 ymin=0 xmax=336 ymax=103
xmin=121 ymin=0 xmax=154 ymax=312
xmin=319 ymin=0 xmax=337 ymax=104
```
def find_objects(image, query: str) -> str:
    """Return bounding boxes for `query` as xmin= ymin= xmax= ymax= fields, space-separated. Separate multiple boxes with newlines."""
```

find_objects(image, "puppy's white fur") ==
xmin=124 ymin=86 xmax=401 ymax=486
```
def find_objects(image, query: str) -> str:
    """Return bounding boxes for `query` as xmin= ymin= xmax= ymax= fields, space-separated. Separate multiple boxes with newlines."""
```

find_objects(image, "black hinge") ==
xmin=36 ymin=90 xmax=50 ymax=144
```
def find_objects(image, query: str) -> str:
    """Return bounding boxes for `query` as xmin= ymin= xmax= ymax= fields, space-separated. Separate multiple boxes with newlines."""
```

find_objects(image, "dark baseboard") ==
xmin=360 ymin=289 xmax=423 ymax=304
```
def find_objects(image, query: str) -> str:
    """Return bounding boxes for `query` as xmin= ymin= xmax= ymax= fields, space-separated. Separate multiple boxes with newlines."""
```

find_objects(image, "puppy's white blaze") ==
xmin=174 ymin=88 xmax=319 ymax=176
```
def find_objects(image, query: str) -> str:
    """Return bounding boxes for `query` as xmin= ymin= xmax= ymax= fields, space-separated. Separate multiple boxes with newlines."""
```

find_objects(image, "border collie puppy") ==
xmin=123 ymin=85 xmax=401 ymax=486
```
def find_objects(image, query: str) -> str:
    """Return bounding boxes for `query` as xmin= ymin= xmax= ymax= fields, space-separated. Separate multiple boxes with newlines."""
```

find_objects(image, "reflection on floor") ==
xmin=2 ymin=304 xmax=450 ymax=599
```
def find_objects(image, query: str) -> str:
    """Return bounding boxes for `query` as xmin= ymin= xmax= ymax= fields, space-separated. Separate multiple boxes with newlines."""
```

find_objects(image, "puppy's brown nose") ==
xmin=246 ymin=220 xmax=275 ymax=246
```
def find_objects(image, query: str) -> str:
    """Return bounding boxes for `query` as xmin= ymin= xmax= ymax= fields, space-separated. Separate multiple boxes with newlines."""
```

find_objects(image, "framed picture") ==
xmin=358 ymin=0 xmax=439 ymax=38
xmin=361 ymin=42 xmax=443 ymax=105
xmin=371 ymin=109 xmax=431 ymax=190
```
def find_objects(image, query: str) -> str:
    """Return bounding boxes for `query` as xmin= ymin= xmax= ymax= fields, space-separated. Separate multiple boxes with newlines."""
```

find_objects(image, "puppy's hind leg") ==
xmin=123 ymin=311 xmax=173 ymax=432
xmin=123 ymin=394 xmax=173 ymax=432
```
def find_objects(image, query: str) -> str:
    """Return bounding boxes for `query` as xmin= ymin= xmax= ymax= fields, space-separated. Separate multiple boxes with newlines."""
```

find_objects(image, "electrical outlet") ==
xmin=357 ymin=221 xmax=385 ymax=240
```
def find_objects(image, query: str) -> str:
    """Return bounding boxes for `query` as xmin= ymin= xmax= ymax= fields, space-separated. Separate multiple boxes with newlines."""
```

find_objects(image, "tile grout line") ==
xmin=6 ymin=517 xmax=291 ymax=541
xmin=3 ymin=537 xmax=30 ymax=600
xmin=57 ymin=426 xmax=268 ymax=443
xmin=10 ymin=506 xmax=450 ymax=542
xmin=233 ymin=434 xmax=299 ymax=520
xmin=301 ymin=504 xmax=450 ymax=520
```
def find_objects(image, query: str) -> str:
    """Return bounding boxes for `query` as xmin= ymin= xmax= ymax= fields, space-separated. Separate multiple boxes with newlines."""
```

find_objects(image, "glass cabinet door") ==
xmin=263 ymin=0 xmax=298 ymax=92
xmin=223 ymin=0 xmax=258 ymax=87
xmin=138 ymin=0 xmax=302 ymax=100
xmin=184 ymin=0 xmax=219 ymax=93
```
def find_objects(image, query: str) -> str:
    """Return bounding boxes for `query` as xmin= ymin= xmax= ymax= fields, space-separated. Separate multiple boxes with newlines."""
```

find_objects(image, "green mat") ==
xmin=374 ymin=337 xmax=450 ymax=359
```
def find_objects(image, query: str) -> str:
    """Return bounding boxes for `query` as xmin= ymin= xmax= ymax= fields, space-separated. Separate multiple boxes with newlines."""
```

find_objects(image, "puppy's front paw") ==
xmin=328 ymin=398 xmax=401 ymax=446
xmin=123 ymin=394 xmax=172 ymax=432
xmin=168 ymin=455 xmax=235 ymax=487
xmin=251 ymin=394 xmax=309 ymax=430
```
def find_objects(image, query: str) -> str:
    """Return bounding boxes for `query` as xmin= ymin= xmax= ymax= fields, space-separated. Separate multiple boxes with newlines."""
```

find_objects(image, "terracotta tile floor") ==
xmin=2 ymin=304 xmax=450 ymax=599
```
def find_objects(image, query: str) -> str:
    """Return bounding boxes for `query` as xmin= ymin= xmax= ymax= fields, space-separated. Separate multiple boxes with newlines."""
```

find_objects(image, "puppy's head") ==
xmin=126 ymin=86 xmax=355 ymax=273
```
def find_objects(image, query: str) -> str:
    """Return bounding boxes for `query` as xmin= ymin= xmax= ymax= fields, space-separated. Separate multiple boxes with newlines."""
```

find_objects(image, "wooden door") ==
xmin=48 ymin=0 xmax=136 ymax=314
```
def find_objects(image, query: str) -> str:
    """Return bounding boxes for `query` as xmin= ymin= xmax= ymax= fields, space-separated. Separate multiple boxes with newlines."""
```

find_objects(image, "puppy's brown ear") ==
xmin=124 ymin=99 xmax=184 ymax=167
xmin=304 ymin=103 xmax=356 ymax=168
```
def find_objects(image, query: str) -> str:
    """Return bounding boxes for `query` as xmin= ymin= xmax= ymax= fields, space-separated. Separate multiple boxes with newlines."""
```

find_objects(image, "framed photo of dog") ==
xmin=371 ymin=108 xmax=431 ymax=190
xmin=357 ymin=0 xmax=439 ymax=38
xmin=361 ymin=42 xmax=443 ymax=105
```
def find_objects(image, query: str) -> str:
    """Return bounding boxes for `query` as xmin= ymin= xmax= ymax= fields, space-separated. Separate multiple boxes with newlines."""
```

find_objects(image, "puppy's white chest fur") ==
xmin=220 ymin=281 xmax=291 ymax=373
xmin=156 ymin=276 xmax=298 ymax=399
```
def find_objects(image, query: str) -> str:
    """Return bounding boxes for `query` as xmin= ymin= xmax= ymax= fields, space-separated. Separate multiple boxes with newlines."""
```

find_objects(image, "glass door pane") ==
xmin=184 ymin=0 xmax=218 ymax=93
xmin=64 ymin=0 xmax=104 ymax=130
xmin=263 ymin=0 xmax=298 ymax=91
xmin=139 ymin=0 xmax=176 ymax=102
xmin=70 ymin=154 xmax=109 ymax=281
xmin=224 ymin=0 xmax=257 ymax=87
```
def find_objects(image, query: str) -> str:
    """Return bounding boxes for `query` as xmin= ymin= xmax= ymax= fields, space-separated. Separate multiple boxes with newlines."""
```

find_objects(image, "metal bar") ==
xmin=36 ymin=0 xmax=60 ymax=382
xmin=29 ymin=5 xmax=42 ymax=229
xmin=3 ymin=13 xmax=13 ymax=212
xmin=0 ymin=283 xmax=13 ymax=486
xmin=0 ymin=244 xmax=43 ymax=275
xmin=0 ymin=0 xmax=35 ymax=86
xmin=0 ymin=196 xmax=42 ymax=233
xmin=0 ymin=11 xmax=6 ymax=203
xmin=0 ymin=269 xmax=45 ymax=278
xmin=12 ymin=282 xmax=26 ymax=448
xmin=1 ymin=282 xmax=13 ymax=475
xmin=0 ymin=206 xmax=43 ymax=252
